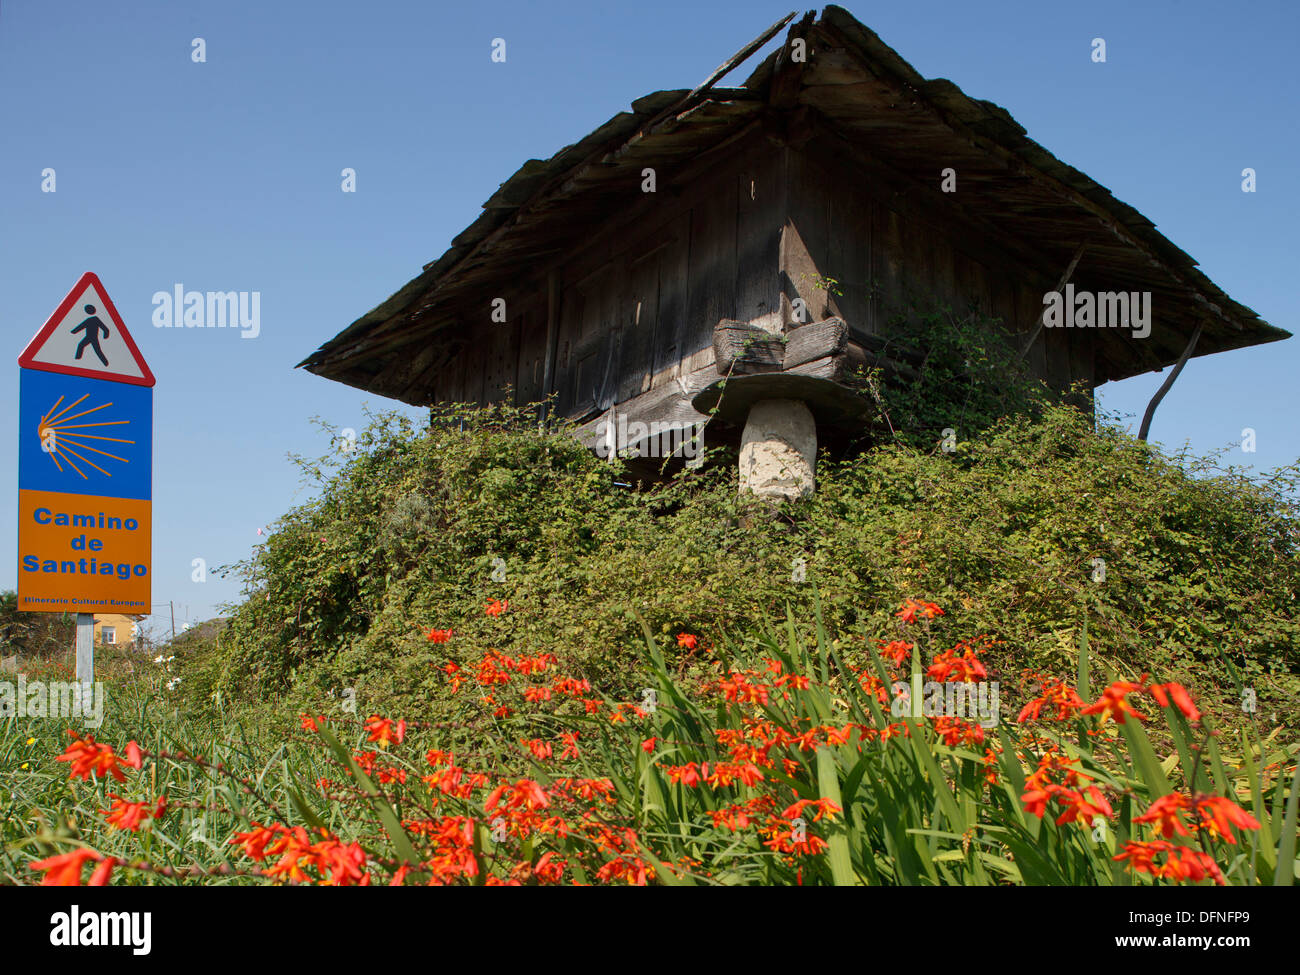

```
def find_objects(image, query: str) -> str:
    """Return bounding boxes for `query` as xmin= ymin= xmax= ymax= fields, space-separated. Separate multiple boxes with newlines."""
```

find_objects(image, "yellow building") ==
xmin=93 ymin=613 xmax=146 ymax=646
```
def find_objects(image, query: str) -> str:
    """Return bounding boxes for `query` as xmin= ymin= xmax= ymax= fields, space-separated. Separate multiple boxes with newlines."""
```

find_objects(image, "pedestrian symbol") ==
xmin=71 ymin=304 xmax=111 ymax=367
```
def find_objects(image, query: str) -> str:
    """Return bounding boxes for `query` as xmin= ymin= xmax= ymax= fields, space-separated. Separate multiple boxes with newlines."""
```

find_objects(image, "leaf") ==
xmin=816 ymin=747 xmax=859 ymax=886
xmin=1274 ymin=762 xmax=1300 ymax=887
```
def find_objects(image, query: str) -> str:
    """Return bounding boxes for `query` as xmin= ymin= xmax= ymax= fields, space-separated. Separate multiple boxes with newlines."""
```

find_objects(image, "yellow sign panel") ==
xmin=16 ymin=489 xmax=151 ymax=614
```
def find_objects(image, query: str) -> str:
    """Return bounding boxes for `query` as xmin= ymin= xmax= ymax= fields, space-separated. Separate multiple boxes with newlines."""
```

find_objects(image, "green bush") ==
xmin=186 ymin=394 xmax=1299 ymax=740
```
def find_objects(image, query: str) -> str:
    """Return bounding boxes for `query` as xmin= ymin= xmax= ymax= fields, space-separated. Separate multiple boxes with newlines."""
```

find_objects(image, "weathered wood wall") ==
xmin=784 ymin=135 xmax=1093 ymax=392
xmin=426 ymin=127 xmax=1094 ymax=424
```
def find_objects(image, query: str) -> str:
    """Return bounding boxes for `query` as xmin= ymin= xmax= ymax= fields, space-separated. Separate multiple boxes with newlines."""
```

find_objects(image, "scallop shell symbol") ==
xmin=37 ymin=392 xmax=134 ymax=480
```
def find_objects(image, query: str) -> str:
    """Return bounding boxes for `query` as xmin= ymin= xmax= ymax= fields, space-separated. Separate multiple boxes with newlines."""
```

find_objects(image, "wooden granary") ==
xmin=300 ymin=7 xmax=1288 ymax=498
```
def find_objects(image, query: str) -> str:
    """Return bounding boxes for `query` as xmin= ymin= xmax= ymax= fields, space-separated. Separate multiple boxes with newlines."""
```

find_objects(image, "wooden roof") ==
xmin=300 ymin=5 xmax=1289 ymax=402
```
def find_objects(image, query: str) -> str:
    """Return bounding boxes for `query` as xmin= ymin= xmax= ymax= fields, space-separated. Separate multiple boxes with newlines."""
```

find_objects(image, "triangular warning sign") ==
xmin=19 ymin=271 xmax=155 ymax=387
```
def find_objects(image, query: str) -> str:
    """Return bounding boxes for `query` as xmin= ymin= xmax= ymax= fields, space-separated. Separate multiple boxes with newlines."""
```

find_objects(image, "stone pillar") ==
xmin=739 ymin=399 xmax=816 ymax=501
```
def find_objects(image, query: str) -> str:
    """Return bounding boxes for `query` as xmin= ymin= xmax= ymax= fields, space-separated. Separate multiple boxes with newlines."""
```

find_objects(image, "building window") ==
xmin=101 ymin=626 xmax=116 ymax=645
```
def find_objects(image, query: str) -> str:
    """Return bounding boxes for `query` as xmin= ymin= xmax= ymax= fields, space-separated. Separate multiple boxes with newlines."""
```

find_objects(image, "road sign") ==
xmin=17 ymin=273 xmax=154 ymax=619
xmin=18 ymin=271 xmax=154 ymax=385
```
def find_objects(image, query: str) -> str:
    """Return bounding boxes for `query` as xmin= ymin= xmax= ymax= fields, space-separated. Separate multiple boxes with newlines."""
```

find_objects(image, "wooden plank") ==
xmin=827 ymin=178 xmax=873 ymax=335
xmin=617 ymin=240 xmax=663 ymax=402
xmin=683 ymin=163 xmax=738 ymax=372
xmin=713 ymin=320 xmax=784 ymax=372
xmin=681 ymin=12 xmax=797 ymax=102
xmin=516 ymin=302 xmax=549 ymax=406
xmin=651 ymin=215 xmax=690 ymax=386
xmin=784 ymin=318 xmax=848 ymax=369
xmin=734 ymin=151 xmax=785 ymax=332
xmin=782 ymin=149 xmax=833 ymax=324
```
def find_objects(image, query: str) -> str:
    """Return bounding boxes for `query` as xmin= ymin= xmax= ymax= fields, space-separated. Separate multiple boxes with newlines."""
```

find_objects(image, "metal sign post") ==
xmin=76 ymin=613 xmax=94 ymax=693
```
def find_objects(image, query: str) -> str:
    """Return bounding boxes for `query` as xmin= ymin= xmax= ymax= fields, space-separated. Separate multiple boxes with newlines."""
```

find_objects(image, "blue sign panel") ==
xmin=18 ymin=369 xmax=152 ymax=501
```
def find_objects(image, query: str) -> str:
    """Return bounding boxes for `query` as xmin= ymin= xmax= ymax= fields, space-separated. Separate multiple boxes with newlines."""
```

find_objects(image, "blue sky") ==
xmin=2 ymin=0 xmax=1296 ymax=633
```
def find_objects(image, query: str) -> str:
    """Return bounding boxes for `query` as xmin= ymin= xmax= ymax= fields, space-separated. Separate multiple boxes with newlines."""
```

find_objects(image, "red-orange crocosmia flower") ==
xmin=927 ymin=646 xmax=987 ymax=683
xmin=485 ymin=599 xmax=509 ymax=617
xmin=896 ymin=599 xmax=944 ymax=624
xmin=641 ymin=737 xmax=658 ymax=753
xmin=1052 ymin=786 xmax=1113 ymax=827
xmin=1114 ymin=841 xmax=1225 ymax=886
xmin=102 ymin=794 xmax=167 ymax=832
xmin=677 ymin=633 xmax=698 ymax=650
xmin=1148 ymin=682 xmax=1201 ymax=723
xmin=879 ymin=640 xmax=913 ymax=667
xmin=1134 ymin=793 xmax=1192 ymax=839
xmin=425 ymin=628 xmax=453 ymax=643
xmin=1016 ymin=678 xmax=1085 ymax=723
xmin=29 ymin=848 xmax=104 ymax=886
xmin=364 ymin=715 xmax=406 ymax=749
xmin=56 ymin=734 xmax=129 ymax=782
xmin=1081 ymin=680 xmax=1148 ymax=724
xmin=1194 ymin=796 xmax=1261 ymax=844
xmin=88 ymin=857 xmax=118 ymax=887
xmin=559 ymin=732 xmax=580 ymax=761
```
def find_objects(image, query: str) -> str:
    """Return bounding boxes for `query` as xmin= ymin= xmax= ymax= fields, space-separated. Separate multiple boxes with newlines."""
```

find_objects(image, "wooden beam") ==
xmin=1018 ymin=244 xmax=1086 ymax=359
xmin=1138 ymin=322 xmax=1202 ymax=442
xmin=683 ymin=12 xmax=797 ymax=103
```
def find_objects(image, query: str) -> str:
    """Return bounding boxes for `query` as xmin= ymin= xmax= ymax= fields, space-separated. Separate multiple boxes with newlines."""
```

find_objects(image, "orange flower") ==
xmin=1134 ymin=793 xmax=1192 ymax=838
xmin=231 ymin=824 xmax=280 ymax=861
xmin=88 ymin=857 xmax=118 ymax=886
xmin=1017 ymin=679 xmax=1085 ymax=722
xmin=896 ymin=599 xmax=944 ymax=624
xmin=364 ymin=715 xmax=406 ymax=748
xmin=521 ymin=737 xmax=554 ymax=761
xmin=425 ymin=628 xmax=453 ymax=643
xmin=676 ymin=633 xmax=698 ymax=650
xmin=1194 ymin=796 xmax=1261 ymax=844
xmin=1148 ymin=682 xmax=1201 ymax=723
xmin=641 ymin=737 xmax=658 ymax=753
xmin=1114 ymin=841 xmax=1224 ymax=885
xmin=1052 ymin=785 xmax=1113 ymax=827
xmin=824 ymin=723 xmax=854 ymax=746
xmin=927 ymin=645 xmax=987 ymax=683
xmin=102 ymin=794 xmax=167 ymax=832
xmin=559 ymin=732 xmax=580 ymax=761
xmin=485 ymin=779 xmax=550 ymax=813
xmin=879 ymin=640 xmax=913 ymax=667
xmin=1081 ymin=680 xmax=1147 ymax=724
xmin=1113 ymin=839 xmax=1172 ymax=875
xmin=56 ymin=734 xmax=131 ymax=782
xmin=29 ymin=848 xmax=104 ymax=886
xmin=485 ymin=599 xmax=509 ymax=617
xmin=782 ymin=797 xmax=841 ymax=822
xmin=663 ymin=762 xmax=706 ymax=788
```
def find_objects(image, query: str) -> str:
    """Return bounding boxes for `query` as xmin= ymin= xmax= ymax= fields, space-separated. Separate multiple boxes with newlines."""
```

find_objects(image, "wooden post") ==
xmin=75 ymin=612 xmax=93 ymax=689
